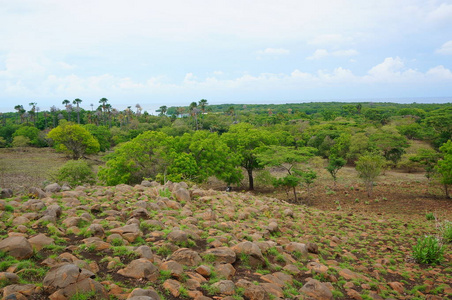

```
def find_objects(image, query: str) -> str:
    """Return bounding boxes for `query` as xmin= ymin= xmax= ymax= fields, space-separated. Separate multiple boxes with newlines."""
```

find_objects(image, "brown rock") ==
xmin=127 ymin=287 xmax=160 ymax=300
xmin=169 ymin=248 xmax=202 ymax=266
xmin=231 ymin=241 xmax=265 ymax=266
xmin=118 ymin=259 xmax=159 ymax=281
xmin=110 ymin=224 xmax=143 ymax=243
xmin=261 ymin=282 xmax=284 ymax=298
xmin=48 ymin=278 xmax=108 ymax=300
xmin=203 ymin=247 xmax=236 ymax=264
xmin=28 ymin=234 xmax=54 ymax=251
xmin=299 ymin=279 xmax=333 ymax=300
xmin=211 ymin=280 xmax=235 ymax=295
xmin=167 ymin=230 xmax=188 ymax=243
xmin=163 ymin=279 xmax=181 ymax=297
xmin=0 ymin=272 xmax=20 ymax=284
xmin=43 ymin=264 xmax=95 ymax=293
xmin=2 ymin=284 xmax=38 ymax=299
xmin=243 ymin=284 xmax=267 ymax=300
xmin=173 ymin=188 xmax=190 ymax=202
xmin=0 ymin=236 xmax=33 ymax=259
xmin=160 ymin=260 xmax=184 ymax=279
xmin=216 ymin=263 xmax=236 ymax=280
xmin=195 ymin=265 xmax=211 ymax=277
xmin=388 ymin=282 xmax=404 ymax=294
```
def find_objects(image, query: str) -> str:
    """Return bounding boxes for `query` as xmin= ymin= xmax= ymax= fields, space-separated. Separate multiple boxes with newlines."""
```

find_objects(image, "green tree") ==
xmin=257 ymin=145 xmax=316 ymax=202
xmin=98 ymin=131 xmax=172 ymax=185
xmin=326 ymin=155 xmax=346 ymax=188
xmin=222 ymin=123 xmax=277 ymax=190
xmin=12 ymin=126 xmax=42 ymax=147
xmin=47 ymin=122 xmax=100 ymax=159
xmin=370 ymin=128 xmax=409 ymax=165
xmin=84 ymin=124 xmax=112 ymax=152
xmin=356 ymin=153 xmax=385 ymax=197
xmin=436 ymin=140 xmax=452 ymax=198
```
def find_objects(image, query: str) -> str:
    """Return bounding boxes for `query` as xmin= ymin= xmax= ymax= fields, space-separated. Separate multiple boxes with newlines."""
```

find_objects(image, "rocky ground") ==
xmin=0 ymin=181 xmax=451 ymax=300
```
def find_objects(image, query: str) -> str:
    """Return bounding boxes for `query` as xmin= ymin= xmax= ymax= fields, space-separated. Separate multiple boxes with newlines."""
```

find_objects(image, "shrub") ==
xmin=425 ymin=212 xmax=435 ymax=220
xmin=412 ymin=235 xmax=444 ymax=265
xmin=54 ymin=160 xmax=96 ymax=187
xmin=440 ymin=220 xmax=452 ymax=243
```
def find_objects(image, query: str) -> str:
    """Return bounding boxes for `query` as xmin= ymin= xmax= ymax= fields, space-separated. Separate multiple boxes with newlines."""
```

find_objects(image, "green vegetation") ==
xmin=412 ymin=235 xmax=444 ymax=265
xmin=53 ymin=159 xmax=96 ymax=187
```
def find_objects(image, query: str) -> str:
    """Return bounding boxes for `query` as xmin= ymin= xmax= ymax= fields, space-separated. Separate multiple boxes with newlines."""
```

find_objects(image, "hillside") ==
xmin=0 ymin=181 xmax=451 ymax=300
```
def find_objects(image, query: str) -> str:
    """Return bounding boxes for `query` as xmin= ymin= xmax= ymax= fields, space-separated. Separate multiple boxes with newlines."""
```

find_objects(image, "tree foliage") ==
xmin=47 ymin=122 xmax=100 ymax=159
xmin=356 ymin=153 xmax=386 ymax=197
xmin=436 ymin=140 xmax=452 ymax=198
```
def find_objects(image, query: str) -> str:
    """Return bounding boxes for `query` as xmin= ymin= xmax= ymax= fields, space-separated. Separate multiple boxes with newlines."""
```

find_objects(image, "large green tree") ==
xmin=257 ymin=145 xmax=316 ymax=202
xmin=221 ymin=123 xmax=277 ymax=190
xmin=47 ymin=121 xmax=100 ymax=159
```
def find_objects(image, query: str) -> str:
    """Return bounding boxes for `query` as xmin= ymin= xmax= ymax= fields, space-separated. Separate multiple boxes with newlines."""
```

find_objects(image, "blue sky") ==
xmin=1 ymin=0 xmax=452 ymax=113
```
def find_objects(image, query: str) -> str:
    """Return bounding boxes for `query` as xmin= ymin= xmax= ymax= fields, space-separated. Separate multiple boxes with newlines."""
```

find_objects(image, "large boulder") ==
xmin=299 ymin=279 xmax=333 ymax=300
xmin=45 ymin=183 xmax=61 ymax=194
xmin=117 ymin=259 xmax=159 ymax=281
xmin=169 ymin=248 xmax=202 ymax=266
xmin=203 ymin=247 xmax=236 ymax=264
xmin=0 ymin=188 xmax=13 ymax=199
xmin=0 ymin=236 xmax=33 ymax=259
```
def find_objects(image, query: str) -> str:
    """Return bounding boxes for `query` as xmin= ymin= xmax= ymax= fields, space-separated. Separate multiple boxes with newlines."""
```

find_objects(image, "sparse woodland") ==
xmin=0 ymin=100 xmax=451 ymax=299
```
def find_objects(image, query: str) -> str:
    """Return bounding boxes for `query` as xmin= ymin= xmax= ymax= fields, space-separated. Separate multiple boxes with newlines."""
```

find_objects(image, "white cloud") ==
xmin=257 ymin=48 xmax=290 ymax=56
xmin=436 ymin=40 xmax=452 ymax=55
xmin=307 ymin=49 xmax=359 ymax=60
xmin=426 ymin=65 xmax=452 ymax=80
xmin=427 ymin=3 xmax=452 ymax=23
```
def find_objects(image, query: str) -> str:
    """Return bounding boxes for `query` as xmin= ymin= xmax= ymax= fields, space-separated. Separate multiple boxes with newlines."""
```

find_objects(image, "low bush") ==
xmin=412 ymin=235 xmax=444 ymax=265
xmin=54 ymin=160 xmax=96 ymax=187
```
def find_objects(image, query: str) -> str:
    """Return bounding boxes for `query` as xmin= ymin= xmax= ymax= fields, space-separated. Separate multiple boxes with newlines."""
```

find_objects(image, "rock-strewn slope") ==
xmin=0 ymin=181 xmax=450 ymax=299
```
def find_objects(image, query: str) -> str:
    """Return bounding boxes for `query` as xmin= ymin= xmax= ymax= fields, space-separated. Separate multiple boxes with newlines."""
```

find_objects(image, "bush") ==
xmin=412 ymin=235 xmax=444 ymax=265
xmin=54 ymin=160 xmax=96 ymax=187
xmin=440 ymin=221 xmax=452 ymax=243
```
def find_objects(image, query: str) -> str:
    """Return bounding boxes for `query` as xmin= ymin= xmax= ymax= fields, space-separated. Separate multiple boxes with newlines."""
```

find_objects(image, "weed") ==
xmin=202 ymin=253 xmax=217 ymax=263
xmin=425 ymin=212 xmax=435 ymax=220
xmin=69 ymin=290 xmax=98 ymax=300
xmin=439 ymin=220 xmax=452 ymax=243
xmin=201 ymin=283 xmax=219 ymax=296
xmin=159 ymin=188 xmax=172 ymax=198
xmin=412 ymin=235 xmax=444 ymax=265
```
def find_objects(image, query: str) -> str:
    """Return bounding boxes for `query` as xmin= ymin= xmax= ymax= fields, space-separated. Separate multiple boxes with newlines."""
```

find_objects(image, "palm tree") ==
xmin=159 ymin=105 xmax=167 ymax=116
xmin=29 ymin=102 xmax=37 ymax=125
xmin=198 ymin=99 xmax=208 ymax=113
xmin=14 ymin=105 xmax=24 ymax=124
xmin=50 ymin=106 xmax=58 ymax=127
xmin=73 ymin=98 xmax=82 ymax=124
xmin=135 ymin=104 xmax=142 ymax=116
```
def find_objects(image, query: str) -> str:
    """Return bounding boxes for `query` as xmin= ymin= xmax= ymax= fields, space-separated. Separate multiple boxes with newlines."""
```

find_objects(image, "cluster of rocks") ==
xmin=0 ymin=181 xmax=450 ymax=299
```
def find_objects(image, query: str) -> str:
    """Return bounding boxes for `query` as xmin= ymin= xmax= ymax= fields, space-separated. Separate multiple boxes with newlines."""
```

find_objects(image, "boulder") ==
xmin=110 ymin=224 xmax=143 ymax=243
xmin=299 ymin=279 xmax=333 ymax=300
xmin=28 ymin=234 xmax=54 ymax=251
xmin=173 ymin=187 xmax=190 ymax=202
xmin=169 ymin=248 xmax=202 ymax=266
xmin=127 ymin=287 xmax=160 ymax=300
xmin=117 ymin=259 xmax=159 ymax=281
xmin=211 ymin=280 xmax=235 ymax=295
xmin=45 ymin=183 xmax=61 ymax=194
xmin=0 ymin=236 xmax=33 ymax=259
xmin=43 ymin=264 xmax=95 ymax=293
xmin=0 ymin=188 xmax=13 ymax=199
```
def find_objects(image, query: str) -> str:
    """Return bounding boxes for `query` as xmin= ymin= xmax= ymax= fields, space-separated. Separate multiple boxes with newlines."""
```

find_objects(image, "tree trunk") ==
xmin=292 ymin=186 xmax=298 ymax=203
xmin=247 ymin=168 xmax=254 ymax=190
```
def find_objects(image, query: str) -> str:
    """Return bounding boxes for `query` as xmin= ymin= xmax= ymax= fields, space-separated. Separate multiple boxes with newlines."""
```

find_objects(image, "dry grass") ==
xmin=0 ymin=147 xmax=68 ymax=193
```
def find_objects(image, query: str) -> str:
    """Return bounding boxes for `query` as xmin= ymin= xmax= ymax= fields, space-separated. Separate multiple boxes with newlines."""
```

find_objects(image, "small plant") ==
xmin=412 ymin=235 xmax=444 ymax=265
xmin=159 ymin=188 xmax=172 ymax=198
xmin=425 ymin=212 xmax=435 ymax=220
xmin=69 ymin=290 xmax=97 ymax=300
xmin=354 ymin=198 xmax=359 ymax=203
xmin=439 ymin=220 xmax=452 ymax=243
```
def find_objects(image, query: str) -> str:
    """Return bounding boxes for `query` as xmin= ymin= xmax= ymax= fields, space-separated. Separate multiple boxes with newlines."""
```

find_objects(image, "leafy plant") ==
xmin=412 ymin=235 xmax=444 ymax=265
xmin=425 ymin=212 xmax=435 ymax=220
xmin=53 ymin=159 xmax=96 ymax=187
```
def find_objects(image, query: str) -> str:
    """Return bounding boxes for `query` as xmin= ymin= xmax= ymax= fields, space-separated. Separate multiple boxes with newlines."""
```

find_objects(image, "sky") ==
xmin=1 ymin=0 xmax=452 ymax=113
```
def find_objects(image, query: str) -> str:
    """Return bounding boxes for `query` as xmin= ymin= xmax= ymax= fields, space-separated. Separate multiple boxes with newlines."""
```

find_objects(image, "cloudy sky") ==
xmin=1 ymin=0 xmax=452 ymax=113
